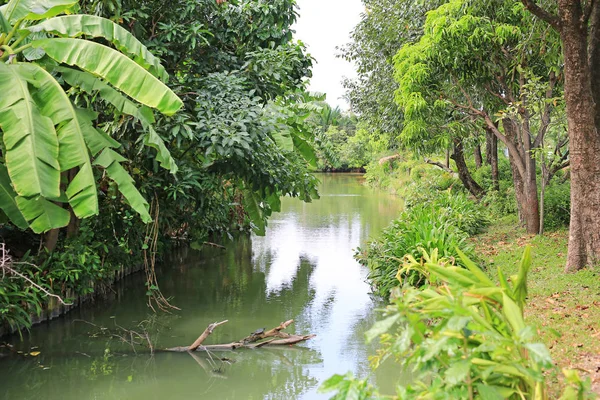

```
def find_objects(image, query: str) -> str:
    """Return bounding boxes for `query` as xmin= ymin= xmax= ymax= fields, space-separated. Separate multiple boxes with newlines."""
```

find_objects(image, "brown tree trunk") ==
xmin=43 ymin=229 xmax=60 ymax=252
xmin=485 ymin=127 xmax=499 ymax=191
xmin=451 ymin=139 xmax=485 ymax=199
xmin=560 ymin=0 xmax=600 ymax=271
xmin=502 ymin=119 xmax=540 ymax=234
xmin=474 ymin=143 xmax=483 ymax=168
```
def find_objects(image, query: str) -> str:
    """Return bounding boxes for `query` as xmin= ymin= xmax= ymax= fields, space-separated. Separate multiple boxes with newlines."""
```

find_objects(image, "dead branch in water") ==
xmin=165 ymin=319 xmax=315 ymax=352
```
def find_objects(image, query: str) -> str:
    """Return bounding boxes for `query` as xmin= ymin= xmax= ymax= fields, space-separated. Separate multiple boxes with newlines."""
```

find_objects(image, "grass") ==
xmin=470 ymin=215 xmax=600 ymax=395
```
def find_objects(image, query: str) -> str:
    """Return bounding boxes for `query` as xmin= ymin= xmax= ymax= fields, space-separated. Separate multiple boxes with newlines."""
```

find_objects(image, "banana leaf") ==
xmin=15 ymin=195 xmax=70 ymax=233
xmin=0 ymin=62 xmax=61 ymax=200
xmin=93 ymin=148 xmax=151 ymax=223
xmin=28 ymin=15 xmax=168 ymax=81
xmin=31 ymin=37 xmax=183 ymax=115
xmin=1 ymin=0 xmax=77 ymax=24
xmin=22 ymin=63 xmax=98 ymax=218
xmin=0 ymin=164 xmax=28 ymax=229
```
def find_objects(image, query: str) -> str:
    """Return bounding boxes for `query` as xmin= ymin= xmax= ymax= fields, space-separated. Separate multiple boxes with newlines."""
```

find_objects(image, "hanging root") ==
xmin=143 ymin=196 xmax=180 ymax=312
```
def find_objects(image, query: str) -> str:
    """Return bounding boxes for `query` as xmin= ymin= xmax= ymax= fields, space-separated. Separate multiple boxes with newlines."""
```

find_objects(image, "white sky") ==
xmin=293 ymin=0 xmax=364 ymax=110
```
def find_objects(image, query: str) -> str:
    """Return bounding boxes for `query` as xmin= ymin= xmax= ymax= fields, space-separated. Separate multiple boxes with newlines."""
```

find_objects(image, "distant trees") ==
xmin=394 ymin=0 xmax=563 ymax=234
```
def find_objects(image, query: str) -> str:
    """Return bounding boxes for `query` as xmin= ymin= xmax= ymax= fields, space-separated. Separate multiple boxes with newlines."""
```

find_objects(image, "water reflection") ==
xmin=0 ymin=173 xmax=403 ymax=399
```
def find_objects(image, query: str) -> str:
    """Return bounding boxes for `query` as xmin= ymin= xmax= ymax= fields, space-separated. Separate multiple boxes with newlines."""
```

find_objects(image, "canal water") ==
xmin=0 ymin=173 xmax=403 ymax=400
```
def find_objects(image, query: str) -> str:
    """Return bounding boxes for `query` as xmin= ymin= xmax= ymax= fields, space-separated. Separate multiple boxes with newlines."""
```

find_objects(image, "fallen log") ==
xmin=165 ymin=319 xmax=315 ymax=353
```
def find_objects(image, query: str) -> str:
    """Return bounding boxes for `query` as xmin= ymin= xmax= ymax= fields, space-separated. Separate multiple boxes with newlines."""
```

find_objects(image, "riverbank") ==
xmin=0 ymin=263 xmax=145 ymax=338
xmin=470 ymin=216 xmax=600 ymax=394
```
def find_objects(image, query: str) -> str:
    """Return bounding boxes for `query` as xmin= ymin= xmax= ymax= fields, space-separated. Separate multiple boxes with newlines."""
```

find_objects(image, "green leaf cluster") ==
xmin=0 ymin=0 xmax=182 ymax=233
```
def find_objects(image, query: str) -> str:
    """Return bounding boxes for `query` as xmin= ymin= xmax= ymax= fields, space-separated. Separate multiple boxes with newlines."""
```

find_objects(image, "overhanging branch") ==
xmin=520 ymin=0 xmax=561 ymax=30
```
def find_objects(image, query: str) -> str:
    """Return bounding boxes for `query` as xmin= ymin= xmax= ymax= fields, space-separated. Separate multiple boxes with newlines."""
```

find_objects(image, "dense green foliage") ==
xmin=357 ymin=186 xmax=487 ymax=297
xmin=0 ymin=0 xmax=323 ymax=331
xmin=318 ymin=0 xmax=587 ymax=397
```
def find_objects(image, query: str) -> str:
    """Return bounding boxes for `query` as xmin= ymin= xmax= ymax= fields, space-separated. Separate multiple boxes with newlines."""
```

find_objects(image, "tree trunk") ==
xmin=502 ymin=119 xmax=540 ymax=234
xmin=451 ymin=139 xmax=485 ymax=199
xmin=66 ymin=168 xmax=81 ymax=238
xmin=560 ymin=0 xmax=600 ymax=271
xmin=485 ymin=127 xmax=499 ymax=191
xmin=43 ymin=229 xmax=60 ymax=252
xmin=474 ymin=143 xmax=483 ymax=169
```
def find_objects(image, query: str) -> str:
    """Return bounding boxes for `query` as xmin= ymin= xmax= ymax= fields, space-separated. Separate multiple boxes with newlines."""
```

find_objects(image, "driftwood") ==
xmin=165 ymin=319 xmax=315 ymax=353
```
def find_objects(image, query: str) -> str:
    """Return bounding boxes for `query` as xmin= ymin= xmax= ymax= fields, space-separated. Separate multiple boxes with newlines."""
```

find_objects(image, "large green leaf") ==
xmin=1 ymin=0 xmax=77 ymax=24
xmin=22 ymin=63 xmax=98 ymax=218
xmin=242 ymin=188 xmax=266 ymax=235
xmin=292 ymin=134 xmax=318 ymax=168
xmin=57 ymin=67 xmax=177 ymax=172
xmin=0 ymin=62 xmax=61 ymax=200
xmin=0 ymin=7 xmax=11 ymax=33
xmin=32 ymin=38 xmax=183 ymax=115
xmin=143 ymin=127 xmax=178 ymax=173
xmin=93 ymin=148 xmax=151 ymax=223
xmin=513 ymin=245 xmax=531 ymax=309
xmin=56 ymin=66 xmax=154 ymax=126
xmin=28 ymin=15 xmax=168 ymax=81
xmin=15 ymin=195 xmax=70 ymax=233
xmin=0 ymin=164 xmax=29 ymax=229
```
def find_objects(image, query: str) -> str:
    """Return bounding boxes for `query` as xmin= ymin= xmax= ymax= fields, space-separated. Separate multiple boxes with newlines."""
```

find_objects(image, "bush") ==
xmin=543 ymin=180 xmax=570 ymax=231
xmin=356 ymin=191 xmax=489 ymax=297
xmin=323 ymin=248 xmax=594 ymax=399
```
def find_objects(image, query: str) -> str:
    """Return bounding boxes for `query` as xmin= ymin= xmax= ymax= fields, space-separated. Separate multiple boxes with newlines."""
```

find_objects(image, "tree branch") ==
xmin=520 ymin=0 xmax=561 ymax=30
xmin=533 ymin=71 xmax=558 ymax=148
xmin=0 ymin=244 xmax=72 ymax=306
xmin=424 ymin=158 xmax=457 ymax=175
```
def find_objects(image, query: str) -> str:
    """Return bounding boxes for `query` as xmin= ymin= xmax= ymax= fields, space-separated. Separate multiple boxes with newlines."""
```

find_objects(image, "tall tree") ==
xmin=339 ymin=0 xmax=445 ymax=146
xmin=519 ymin=0 xmax=600 ymax=271
xmin=393 ymin=0 xmax=562 ymax=233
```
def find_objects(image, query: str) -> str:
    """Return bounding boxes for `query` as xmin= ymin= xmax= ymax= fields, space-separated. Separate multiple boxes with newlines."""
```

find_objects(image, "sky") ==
xmin=292 ymin=0 xmax=364 ymax=110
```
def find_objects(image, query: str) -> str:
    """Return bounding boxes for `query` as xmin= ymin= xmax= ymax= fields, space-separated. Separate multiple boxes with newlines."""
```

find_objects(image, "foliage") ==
xmin=356 ymin=194 xmax=487 ymax=297
xmin=0 ymin=264 xmax=46 ymax=332
xmin=0 ymin=0 xmax=182 ymax=233
xmin=325 ymin=247 xmax=594 ymax=399
xmin=542 ymin=179 xmax=570 ymax=231
xmin=319 ymin=373 xmax=381 ymax=400
xmin=339 ymin=0 xmax=444 ymax=142
xmin=407 ymin=189 xmax=489 ymax=236
xmin=0 ymin=0 xmax=323 ymax=331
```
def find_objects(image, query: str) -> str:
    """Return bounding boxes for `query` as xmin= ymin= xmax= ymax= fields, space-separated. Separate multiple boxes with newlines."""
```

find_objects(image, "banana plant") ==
xmin=0 ymin=0 xmax=183 ymax=233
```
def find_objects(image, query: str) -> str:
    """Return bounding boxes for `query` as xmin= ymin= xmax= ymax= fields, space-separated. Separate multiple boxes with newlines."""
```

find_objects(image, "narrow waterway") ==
xmin=0 ymin=173 xmax=403 ymax=400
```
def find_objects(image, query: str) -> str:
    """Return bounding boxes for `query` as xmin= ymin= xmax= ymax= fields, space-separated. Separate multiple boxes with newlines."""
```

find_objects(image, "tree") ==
xmin=0 ymin=0 xmax=182 ymax=237
xmin=519 ymin=0 xmax=600 ymax=271
xmin=339 ymin=0 xmax=444 ymax=145
xmin=94 ymin=0 xmax=320 ymax=239
xmin=393 ymin=0 xmax=562 ymax=233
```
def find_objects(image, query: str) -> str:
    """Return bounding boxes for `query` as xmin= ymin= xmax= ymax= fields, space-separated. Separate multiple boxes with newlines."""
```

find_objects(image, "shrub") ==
xmin=356 ymin=201 xmax=478 ymax=297
xmin=543 ymin=180 xmax=570 ymax=231
xmin=323 ymin=248 xmax=594 ymax=399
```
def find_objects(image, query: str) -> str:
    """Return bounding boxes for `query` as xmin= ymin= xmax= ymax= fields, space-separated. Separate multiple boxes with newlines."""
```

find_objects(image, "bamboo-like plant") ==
xmin=0 ymin=0 xmax=182 ymax=233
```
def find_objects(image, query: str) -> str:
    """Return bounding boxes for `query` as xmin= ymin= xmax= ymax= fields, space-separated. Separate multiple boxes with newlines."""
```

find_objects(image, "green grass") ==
xmin=471 ymin=216 xmax=600 ymax=395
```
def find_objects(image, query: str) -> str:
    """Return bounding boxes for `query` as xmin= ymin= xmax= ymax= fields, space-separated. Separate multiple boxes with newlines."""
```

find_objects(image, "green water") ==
xmin=0 ymin=173 xmax=403 ymax=400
